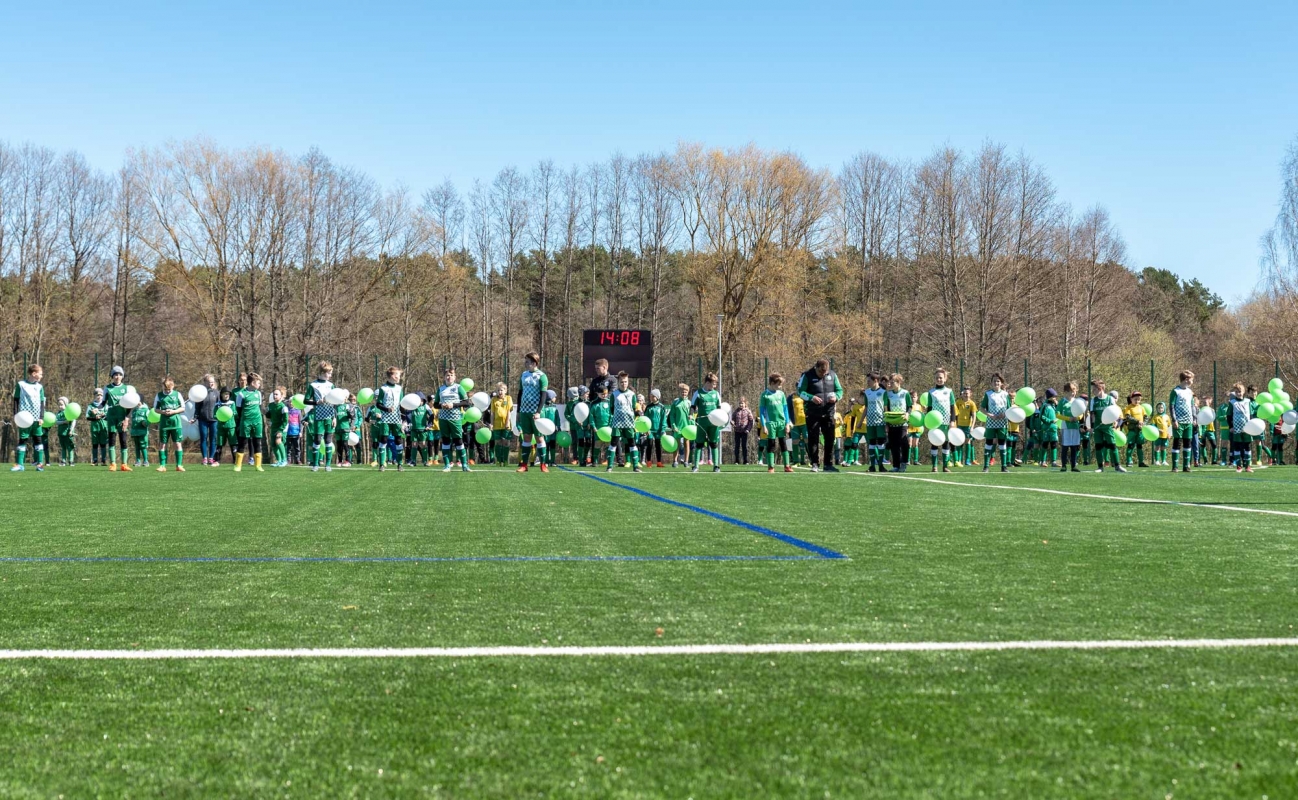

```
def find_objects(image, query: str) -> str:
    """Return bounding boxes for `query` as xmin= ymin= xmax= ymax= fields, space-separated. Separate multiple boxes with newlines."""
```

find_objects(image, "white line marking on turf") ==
xmin=855 ymin=472 xmax=1298 ymax=518
xmin=1 ymin=638 xmax=1296 ymax=659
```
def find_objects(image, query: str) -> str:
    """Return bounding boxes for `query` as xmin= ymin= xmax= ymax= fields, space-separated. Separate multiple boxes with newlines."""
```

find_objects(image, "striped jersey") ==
xmin=307 ymin=379 xmax=335 ymax=419
xmin=1168 ymin=385 xmax=1195 ymax=425
xmin=864 ymin=387 xmax=886 ymax=425
xmin=518 ymin=369 xmax=548 ymax=414
xmin=982 ymin=390 xmax=1009 ymax=429
xmin=374 ymin=383 xmax=403 ymax=424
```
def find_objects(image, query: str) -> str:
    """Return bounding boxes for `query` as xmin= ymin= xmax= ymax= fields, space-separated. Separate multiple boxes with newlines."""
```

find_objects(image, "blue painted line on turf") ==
xmin=0 ymin=554 xmax=822 ymax=565
xmin=559 ymin=467 xmax=848 ymax=560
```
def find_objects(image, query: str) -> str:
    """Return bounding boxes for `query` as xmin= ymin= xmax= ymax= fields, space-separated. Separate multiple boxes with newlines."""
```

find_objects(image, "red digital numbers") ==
xmin=600 ymin=330 xmax=642 ymax=346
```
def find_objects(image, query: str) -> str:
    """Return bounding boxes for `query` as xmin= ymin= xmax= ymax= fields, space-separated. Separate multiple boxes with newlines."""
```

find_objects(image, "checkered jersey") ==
xmin=1230 ymin=397 xmax=1253 ymax=433
xmin=13 ymin=380 xmax=43 ymax=416
xmin=1169 ymin=386 xmax=1195 ymax=425
xmin=983 ymin=390 xmax=1009 ymax=429
xmin=518 ymin=369 xmax=547 ymax=414
xmin=926 ymin=387 xmax=954 ymax=425
xmin=612 ymin=388 xmax=637 ymax=427
xmin=308 ymin=379 xmax=335 ymax=419
xmin=375 ymin=383 xmax=403 ymax=423
xmin=437 ymin=383 xmax=465 ymax=422
xmin=864 ymin=387 xmax=886 ymax=425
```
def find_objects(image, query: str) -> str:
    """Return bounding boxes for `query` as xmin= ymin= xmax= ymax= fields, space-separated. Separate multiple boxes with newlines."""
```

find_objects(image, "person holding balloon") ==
xmin=667 ymin=384 xmax=693 ymax=468
xmin=1122 ymin=392 xmax=1148 ymax=468
xmin=881 ymin=373 xmax=911 ymax=472
xmin=303 ymin=362 xmax=337 ymax=471
xmin=129 ymin=400 xmax=151 ymax=468
xmin=87 ymin=388 xmax=108 ymax=466
xmin=980 ymin=375 xmax=1011 ymax=472
xmin=215 ymin=388 xmax=238 ymax=464
xmin=516 ymin=352 xmax=550 ymax=474
xmin=11 ymin=362 xmax=47 ymax=472
xmin=56 ymin=397 xmax=77 ymax=467
xmin=538 ymin=390 xmax=561 ymax=467
xmin=436 ymin=366 xmax=473 ymax=472
xmin=102 ymin=366 xmax=135 ymax=472
xmin=1088 ymin=379 xmax=1126 ymax=473
xmin=919 ymin=368 xmax=956 ymax=474
xmin=587 ymin=383 xmax=614 ymax=471
xmin=372 ymin=366 xmax=406 ymax=472
xmin=1057 ymin=383 xmax=1084 ymax=472
xmin=1226 ymin=383 xmax=1258 ymax=473
xmin=232 ymin=373 xmax=264 ymax=472
xmin=606 ymin=371 xmax=643 ymax=473
xmin=1150 ymin=402 xmax=1172 ymax=467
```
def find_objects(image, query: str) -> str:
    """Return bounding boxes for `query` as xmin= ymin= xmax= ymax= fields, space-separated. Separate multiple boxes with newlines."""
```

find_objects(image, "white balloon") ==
xmin=182 ymin=422 xmax=199 ymax=442
xmin=1198 ymin=407 xmax=1216 ymax=426
xmin=119 ymin=391 xmax=141 ymax=409
xmin=971 ymin=426 xmax=986 ymax=440
xmin=927 ymin=428 xmax=947 ymax=446
xmin=720 ymin=402 xmax=732 ymax=415
xmin=188 ymin=384 xmax=209 ymax=404
xmin=1243 ymin=418 xmax=1267 ymax=437
xmin=1283 ymin=410 xmax=1298 ymax=426
xmin=347 ymin=431 xmax=360 ymax=446
xmin=1101 ymin=405 xmax=1123 ymax=425
xmin=13 ymin=410 xmax=35 ymax=429
xmin=1283 ymin=422 xmax=1297 ymax=436
xmin=708 ymin=408 xmax=730 ymax=427
xmin=471 ymin=392 xmax=491 ymax=412
xmin=1006 ymin=406 xmax=1027 ymax=424
xmin=535 ymin=417 xmax=557 ymax=436
xmin=325 ymin=387 xmax=349 ymax=405
xmin=400 ymin=392 xmax=423 ymax=411
xmin=1070 ymin=398 xmax=1087 ymax=417
xmin=574 ymin=401 xmax=590 ymax=424
xmin=947 ymin=427 xmax=967 ymax=447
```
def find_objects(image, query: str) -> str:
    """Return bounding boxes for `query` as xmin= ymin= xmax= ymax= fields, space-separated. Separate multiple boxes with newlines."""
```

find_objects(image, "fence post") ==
xmin=1276 ymin=360 xmax=1281 ymax=380
xmin=564 ymin=354 xmax=570 ymax=390
xmin=959 ymin=358 xmax=965 ymax=390
xmin=1150 ymin=359 xmax=1155 ymax=403
xmin=1086 ymin=359 xmax=1092 ymax=394
xmin=304 ymin=355 xmax=310 ymax=391
xmin=1213 ymin=361 xmax=1217 ymax=406
xmin=165 ymin=351 xmax=170 ymax=377
xmin=1023 ymin=358 xmax=1029 ymax=388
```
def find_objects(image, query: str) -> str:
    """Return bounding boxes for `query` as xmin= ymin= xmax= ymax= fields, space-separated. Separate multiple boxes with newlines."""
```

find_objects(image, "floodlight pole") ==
xmin=716 ymin=314 xmax=724 ymax=394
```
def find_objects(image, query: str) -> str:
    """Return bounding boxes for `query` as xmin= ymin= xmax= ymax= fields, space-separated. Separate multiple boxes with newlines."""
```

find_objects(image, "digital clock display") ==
xmin=582 ymin=329 xmax=654 ymax=379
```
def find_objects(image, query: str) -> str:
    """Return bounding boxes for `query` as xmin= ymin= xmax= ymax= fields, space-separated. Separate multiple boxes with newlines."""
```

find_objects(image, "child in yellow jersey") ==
xmin=833 ymin=410 xmax=845 ymax=466
xmin=844 ymin=397 xmax=862 ymax=465
xmin=1123 ymin=391 xmax=1148 ymax=467
xmin=908 ymin=393 xmax=923 ymax=465
xmin=1151 ymin=401 xmax=1172 ymax=466
xmin=489 ymin=382 xmax=514 ymax=466
xmin=954 ymin=387 xmax=977 ymax=466
xmin=789 ymin=393 xmax=808 ymax=465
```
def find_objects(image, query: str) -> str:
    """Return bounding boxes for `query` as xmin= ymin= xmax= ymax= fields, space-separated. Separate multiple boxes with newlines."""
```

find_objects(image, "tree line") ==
xmin=1 ymin=135 xmax=1273 ymax=404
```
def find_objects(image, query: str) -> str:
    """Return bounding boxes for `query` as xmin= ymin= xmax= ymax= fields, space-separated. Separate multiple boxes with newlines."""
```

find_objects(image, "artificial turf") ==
xmin=1 ymin=463 xmax=1296 ymax=796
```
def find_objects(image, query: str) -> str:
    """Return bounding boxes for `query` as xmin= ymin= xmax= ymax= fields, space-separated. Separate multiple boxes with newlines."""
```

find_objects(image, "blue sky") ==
xmin=2 ymin=1 xmax=1294 ymax=302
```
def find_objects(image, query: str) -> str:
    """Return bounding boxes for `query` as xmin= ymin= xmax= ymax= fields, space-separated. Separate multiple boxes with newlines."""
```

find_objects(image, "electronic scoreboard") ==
xmin=582 ymin=329 xmax=654 ymax=378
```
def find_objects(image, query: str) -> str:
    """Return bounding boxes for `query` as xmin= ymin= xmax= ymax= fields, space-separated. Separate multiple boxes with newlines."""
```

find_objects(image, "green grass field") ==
xmin=2 ymin=462 xmax=1296 ymax=797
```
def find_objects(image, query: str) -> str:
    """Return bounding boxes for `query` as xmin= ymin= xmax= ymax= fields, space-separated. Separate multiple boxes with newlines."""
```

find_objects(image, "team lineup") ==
xmin=9 ymin=357 xmax=1289 ymax=476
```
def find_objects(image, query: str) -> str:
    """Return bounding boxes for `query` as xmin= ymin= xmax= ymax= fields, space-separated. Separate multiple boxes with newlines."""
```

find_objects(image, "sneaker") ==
xmin=634 ymin=467 xmax=643 ymax=473
xmin=443 ymin=464 xmax=453 ymax=472
xmin=809 ymin=465 xmax=819 ymax=473
xmin=397 ymin=463 xmax=404 ymax=473
xmin=1095 ymin=468 xmax=1104 ymax=473
xmin=1060 ymin=467 xmax=1068 ymax=473
xmin=461 ymin=464 xmax=472 ymax=472
xmin=690 ymin=467 xmax=699 ymax=473
xmin=1115 ymin=466 xmax=1128 ymax=473
xmin=784 ymin=465 xmax=794 ymax=473
xmin=325 ymin=466 xmax=332 ymax=472
xmin=1236 ymin=466 xmax=1243 ymax=473
xmin=312 ymin=465 xmax=319 ymax=473
xmin=35 ymin=464 xmax=44 ymax=472
xmin=539 ymin=463 xmax=549 ymax=473
xmin=108 ymin=464 xmax=117 ymax=472
xmin=1071 ymin=467 xmax=1080 ymax=472
xmin=713 ymin=466 xmax=721 ymax=473
xmin=767 ymin=467 xmax=775 ymax=474
xmin=942 ymin=467 xmax=952 ymax=473
xmin=176 ymin=465 xmax=185 ymax=472
xmin=824 ymin=466 xmax=839 ymax=473
xmin=10 ymin=465 xmax=23 ymax=472
xmin=517 ymin=464 xmax=529 ymax=473
xmin=982 ymin=466 xmax=990 ymax=473
xmin=120 ymin=465 xmax=132 ymax=472
xmin=1245 ymin=466 xmax=1255 ymax=473
xmin=157 ymin=466 xmax=167 ymax=472
xmin=868 ymin=465 xmax=877 ymax=473
xmin=657 ymin=462 xmax=664 ymax=468
xmin=608 ymin=466 xmax=615 ymax=472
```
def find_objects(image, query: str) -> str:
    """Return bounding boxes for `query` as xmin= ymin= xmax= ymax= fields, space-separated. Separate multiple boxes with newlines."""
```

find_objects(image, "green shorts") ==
xmin=159 ymin=428 xmax=182 ymax=445
xmin=491 ymin=428 xmax=513 ymax=441
xmin=984 ymin=428 xmax=1006 ymax=442
xmin=791 ymin=424 xmax=807 ymax=441
xmin=696 ymin=420 xmax=722 ymax=446
xmin=1202 ymin=430 xmax=1216 ymax=441
xmin=91 ymin=426 xmax=109 ymax=445
xmin=1039 ymin=432 xmax=1058 ymax=443
xmin=438 ymin=419 xmax=464 ymax=439
xmin=1172 ymin=423 xmax=1193 ymax=441
xmin=518 ymin=415 xmax=539 ymax=436
xmin=864 ymin=424 xmax=886 ymax=441
xmin=424 ymin=430 xmax=439 ymax=443
xmin=17 ymin=424 xmax=41 ymax=441
xmin=218 ymin=428 xmax=238 ymax=446
xmin=1093 ymin=428 xmax=1116 ymax=446
xmin=304 ymin=418 xmax=332 ymax=437
xmin=239 ymin=418 xmax=264 ymax=439
xmin=371 ymin=423 xmax=402 ymax=440
xmin=106 ymin=408 xmax=128 ymax=429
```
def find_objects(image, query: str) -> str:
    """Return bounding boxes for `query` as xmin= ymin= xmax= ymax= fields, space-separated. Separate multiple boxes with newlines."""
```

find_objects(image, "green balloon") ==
xmin=556 ymin=431 xmax=572 ymax=448
xmin=1256 ymin=391 xmax=1274 ymax=406
xmin=474 ymin=426 xmax=492 ymax=444
xmin=1141 ymin=424 xmax=1159 ymax=442
xmin=1141 ymin=403 xmax=1152 ymax=417
xmin=1261 ymin=403 xmax=1281 ymax=422
xmin=680 ymin=424 xmax=697 ymax=442
xmin=63 ymin=402 xmax=81 ymax=421
xmin=1270 ymin=377 xmax=1285 ymax=394
xmin=291 ymin=394 xmax=306 ymax=410
xmin=147 ymin=410 xmax=162 ymax=425
xmin=633 ymin=415 xmax=651 ymax=434
xmin=462 ymin=407 xmax=482 ymax=424
xmin=976 ymin=411 xmax=987 ymax=423
xmin=919 ymin=393 xmax=929 ymax=408
xmin=1113 ymin=429 xmax=1127 ymax=448
xmin=41 ymin=411 xmax=57 ymax=428
xmin=459 ymin=378 xmax=475 ymax=394
xmin=356 ymin=387 xmax=374 ymax=405
xmin=923 ymin=410 xmax=943 ymax=429
xmin=908 ymin=411 xmax=922 ymax=428
xmin=1014 ymin=387 xmax=1036 ymax=407
xmin=597 ymin=426 xmax=613 ymax=443
xmin=660 ymin=433 xmax=678 ymax=453
xmin=215 ymin=405 xmax=234 ymax=423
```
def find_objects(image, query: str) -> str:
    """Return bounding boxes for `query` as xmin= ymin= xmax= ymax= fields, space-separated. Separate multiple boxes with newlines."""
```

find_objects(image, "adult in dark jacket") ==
xmin=797 ymin=359 xmax=843 ymax=472
xmin=588 ymin=358 xmax=615 ymax=400
xmin=731 ymin=398 xmax=754 ymax=464
xmin=194 ymin=373 xmax=220 ymax=465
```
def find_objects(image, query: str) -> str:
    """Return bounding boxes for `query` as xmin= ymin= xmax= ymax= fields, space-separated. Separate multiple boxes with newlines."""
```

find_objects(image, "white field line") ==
xmin=852 ymin=471 xmax=1298 ymax=518
xmin=1 ymin=638 xmax=1296 ymax=660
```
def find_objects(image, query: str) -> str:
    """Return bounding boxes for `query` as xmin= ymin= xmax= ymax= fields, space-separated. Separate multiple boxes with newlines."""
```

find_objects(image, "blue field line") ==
xmin=560 ymin=467 xmax=848 ymax=560
xmin=0 ymin=554 xmax=822 ymax=565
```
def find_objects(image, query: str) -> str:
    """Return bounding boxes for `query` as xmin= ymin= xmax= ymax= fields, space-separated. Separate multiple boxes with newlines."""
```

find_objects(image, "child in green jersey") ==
xmin=610 ymin=371 xmax=644 ymax=472
xmin=1038 ymin=390 xmax=1060 ymax=467
xmin=538 ymin=390 xmax=560 ymax=466
xmin=668 ymin=383 xmax=693 ymax=468
xmin=129 ymin=403 xmax=151 ymax=467
xmin=267 ymin=386 xmax=289 ymax=467
xmin=1088 ymin=380 xmax=1127 ymax=473
xmin=13 ymin=362 xmax=47 ymax=472
xmin=1057 ymin=382 xmax=1083 ymax=472
xmin=55 ymin=396 xmax=76 ymax=467
xmin=87 ymin=388 xmax=108 ymax=466
xmin=154 ymin=376 xmax=186 ymax=472
xmin=643 ymin=388 xmax=667 ymax=468
xmin=980 ymin=374 xmax=1011 ymax=472
xmin=861 ymin=373 xmax=889 ymax=472
xmin=691 ymin=373 xmax=723 ymax=473
xmin=408 ymin=393 xmax=433 ymax=467
xmin=436 ymin=366 xmax=471 ymax=472
xmin=372 ymin=366 xmax=406 ymax=472
xmin=234 ymin=373 xmax=265 ymax=472
xmin=760 ymin=373 xmax=793 ymax=473
xmin=102 ymin=365 xmax=133 ymax=471
xmin=589 ymin=384 xmax=615 ymax=471
xmin=216 ymin=388 xmax=238 ymax=464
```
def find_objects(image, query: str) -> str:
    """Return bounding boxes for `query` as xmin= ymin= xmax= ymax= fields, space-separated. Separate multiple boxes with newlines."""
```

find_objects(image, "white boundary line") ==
xmin=1 ymin=638 xmax=1296 ymax=659
xmin=852 ymin=471 xmax=1298 ymax=518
